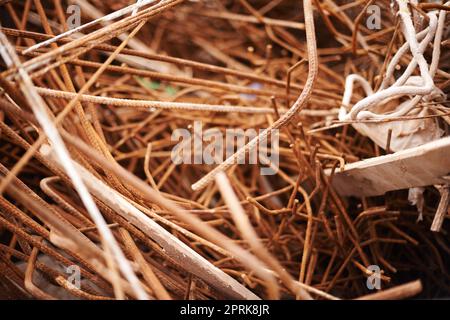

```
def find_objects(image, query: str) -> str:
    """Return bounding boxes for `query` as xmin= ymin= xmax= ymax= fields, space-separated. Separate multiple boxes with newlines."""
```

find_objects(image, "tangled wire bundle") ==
xmin=0 ymin=0 xmax=449 ymax=300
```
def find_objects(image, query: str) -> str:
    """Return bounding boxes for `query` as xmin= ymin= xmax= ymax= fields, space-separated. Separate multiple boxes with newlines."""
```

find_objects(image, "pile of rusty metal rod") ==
xmin=0 ymin=0 xmax=448 ymax=300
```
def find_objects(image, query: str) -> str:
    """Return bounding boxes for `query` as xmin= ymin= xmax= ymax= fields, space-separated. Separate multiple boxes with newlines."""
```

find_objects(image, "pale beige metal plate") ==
xmin=326 ymin=137 xmax=450 ymax=197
